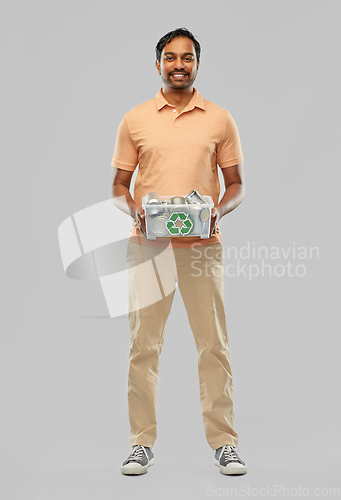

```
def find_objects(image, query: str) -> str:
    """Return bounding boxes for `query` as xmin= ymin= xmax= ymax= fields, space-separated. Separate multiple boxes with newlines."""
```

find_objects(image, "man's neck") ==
xmin=161 ymin=87 xmax=195 ymax=112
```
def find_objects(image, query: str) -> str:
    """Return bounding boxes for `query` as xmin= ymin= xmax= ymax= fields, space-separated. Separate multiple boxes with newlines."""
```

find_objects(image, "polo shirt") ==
xmin=111 ymin=87 xmax=244 ymax=248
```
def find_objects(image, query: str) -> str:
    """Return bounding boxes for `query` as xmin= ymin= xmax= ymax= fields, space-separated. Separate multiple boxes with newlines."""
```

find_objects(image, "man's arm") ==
xmin=210 ymin=162 xmax=245 ymax=235
xmin=110 ymin=167 xmax=146 ymax=234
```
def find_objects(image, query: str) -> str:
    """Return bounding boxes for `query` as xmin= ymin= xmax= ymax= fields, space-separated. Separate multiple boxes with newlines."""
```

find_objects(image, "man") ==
xmin=110 ymin=28 xmax=247 ymax=476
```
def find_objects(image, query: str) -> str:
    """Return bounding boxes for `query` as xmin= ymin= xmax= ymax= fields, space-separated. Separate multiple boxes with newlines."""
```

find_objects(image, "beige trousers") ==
xmin=125 ymin=239 xmax=238 ymax=450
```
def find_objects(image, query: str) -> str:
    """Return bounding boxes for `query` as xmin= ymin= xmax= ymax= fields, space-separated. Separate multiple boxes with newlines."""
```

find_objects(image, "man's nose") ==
xmin=173 ymin=58 xmax=184 ymax=69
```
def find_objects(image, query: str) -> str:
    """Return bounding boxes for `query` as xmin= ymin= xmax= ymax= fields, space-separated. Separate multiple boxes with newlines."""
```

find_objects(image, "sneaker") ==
xmin=214 ymin=445 xmax=247 ymax=475
xmin=121 ymin=445 xmax=154 ymax=475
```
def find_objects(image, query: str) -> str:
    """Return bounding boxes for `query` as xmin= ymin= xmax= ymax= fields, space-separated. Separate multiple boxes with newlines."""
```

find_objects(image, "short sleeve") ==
xmin=216 ymin=110 xmax=244 ymax=168
xmin=110 ymin=115 xmax=138 ymax=171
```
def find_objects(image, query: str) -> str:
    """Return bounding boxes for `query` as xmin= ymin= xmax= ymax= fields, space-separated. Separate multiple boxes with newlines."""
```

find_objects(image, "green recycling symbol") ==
xmin=166 ymin=212 xmax=193 ymax=235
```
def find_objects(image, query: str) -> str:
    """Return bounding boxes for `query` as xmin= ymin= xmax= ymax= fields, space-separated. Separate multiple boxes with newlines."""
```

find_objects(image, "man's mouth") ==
xmin=170 ymin=73 xmax=188 ymax=80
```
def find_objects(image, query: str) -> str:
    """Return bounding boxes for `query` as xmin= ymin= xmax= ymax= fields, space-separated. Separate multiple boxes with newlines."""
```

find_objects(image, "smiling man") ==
xmin=110 ymin=28 xmax=247 ymax=476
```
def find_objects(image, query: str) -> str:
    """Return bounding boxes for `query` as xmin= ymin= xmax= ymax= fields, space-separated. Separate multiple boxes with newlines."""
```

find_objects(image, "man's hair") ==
xmin=155 ymin=27 xmax=201 ymax=63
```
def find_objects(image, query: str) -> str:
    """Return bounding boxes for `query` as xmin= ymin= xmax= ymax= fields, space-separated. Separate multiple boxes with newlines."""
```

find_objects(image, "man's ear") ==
xmin=155 ymin=60 xmax=161 ymax=75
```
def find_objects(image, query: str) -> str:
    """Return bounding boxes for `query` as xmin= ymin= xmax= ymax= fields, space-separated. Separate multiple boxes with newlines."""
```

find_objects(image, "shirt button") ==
xmin=175 ymin=119 xmax=178 ymax=122
xmin=173 ymin=109 xmax=176 ymax=112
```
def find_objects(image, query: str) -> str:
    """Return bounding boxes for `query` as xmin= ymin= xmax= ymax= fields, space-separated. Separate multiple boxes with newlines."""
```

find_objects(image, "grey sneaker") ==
xmin=214 ymin=445 xmax=247 ymax=475
xmin=121 ymin=445 xmax=154 ymax=475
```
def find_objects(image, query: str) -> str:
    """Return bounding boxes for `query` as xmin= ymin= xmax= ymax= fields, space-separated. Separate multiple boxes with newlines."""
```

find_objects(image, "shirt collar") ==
xmin=155 ymin=87 xmax=206 ymax=111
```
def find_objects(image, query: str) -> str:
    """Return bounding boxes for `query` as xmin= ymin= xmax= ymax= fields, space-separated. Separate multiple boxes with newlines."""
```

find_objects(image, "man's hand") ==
xmin=134 ymin=206 xmax=146 ymax=235
xmin=210 ymin=206 xmax=221 ymax=236
xmin=111 ymin=168 xmax=147 ymax=235
xmin=209 ymin=163 xmax=245 ymax=237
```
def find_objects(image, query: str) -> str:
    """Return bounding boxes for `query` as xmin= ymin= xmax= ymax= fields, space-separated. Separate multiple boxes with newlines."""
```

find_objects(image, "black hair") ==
xmin=155 ymin=27 xmax=201 ymax=62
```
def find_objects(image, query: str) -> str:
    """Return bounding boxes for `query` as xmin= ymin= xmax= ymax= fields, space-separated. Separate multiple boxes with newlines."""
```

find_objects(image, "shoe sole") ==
xmin=121 ymin=458 xmax=154 ymax=475
xmin=214 ymin=458 xmax=247 ymax=475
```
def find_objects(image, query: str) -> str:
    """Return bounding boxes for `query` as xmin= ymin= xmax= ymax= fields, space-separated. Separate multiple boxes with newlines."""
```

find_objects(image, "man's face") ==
xmin=156 ymin=36 xmax=200 ymax=90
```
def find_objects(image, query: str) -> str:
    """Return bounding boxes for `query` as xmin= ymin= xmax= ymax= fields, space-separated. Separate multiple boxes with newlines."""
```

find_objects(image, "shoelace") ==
xmin=222 ymin=445 xmax=241 ymax=463
xmin=129 ymin=445 xmax=146 ymax=463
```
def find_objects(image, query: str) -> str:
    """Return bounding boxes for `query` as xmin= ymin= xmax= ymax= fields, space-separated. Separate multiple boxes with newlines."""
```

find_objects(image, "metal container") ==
xmin=144 ymin=192 xmax=163 ymax=215
xmin=151 ymin=215 xmax=169 ymax=236
xmin=167 ymin=196 xmax=186 ymax=205
xmin=199 ymin=207 xmax=210 ymax=222
xmin=184 ymin=188 xmax=206 ymax=205
xmin=145 ymin=191 xmax=162 ymax=204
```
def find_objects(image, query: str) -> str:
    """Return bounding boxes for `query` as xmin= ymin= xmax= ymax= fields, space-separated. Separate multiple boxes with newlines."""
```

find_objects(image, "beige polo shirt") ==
xmin=111 ymin=88 xmax=244 ymax=248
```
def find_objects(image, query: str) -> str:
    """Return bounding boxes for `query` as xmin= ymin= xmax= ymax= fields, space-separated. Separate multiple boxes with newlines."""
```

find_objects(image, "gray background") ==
xmin=1 ymin=0 xmax=340 ymax=499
